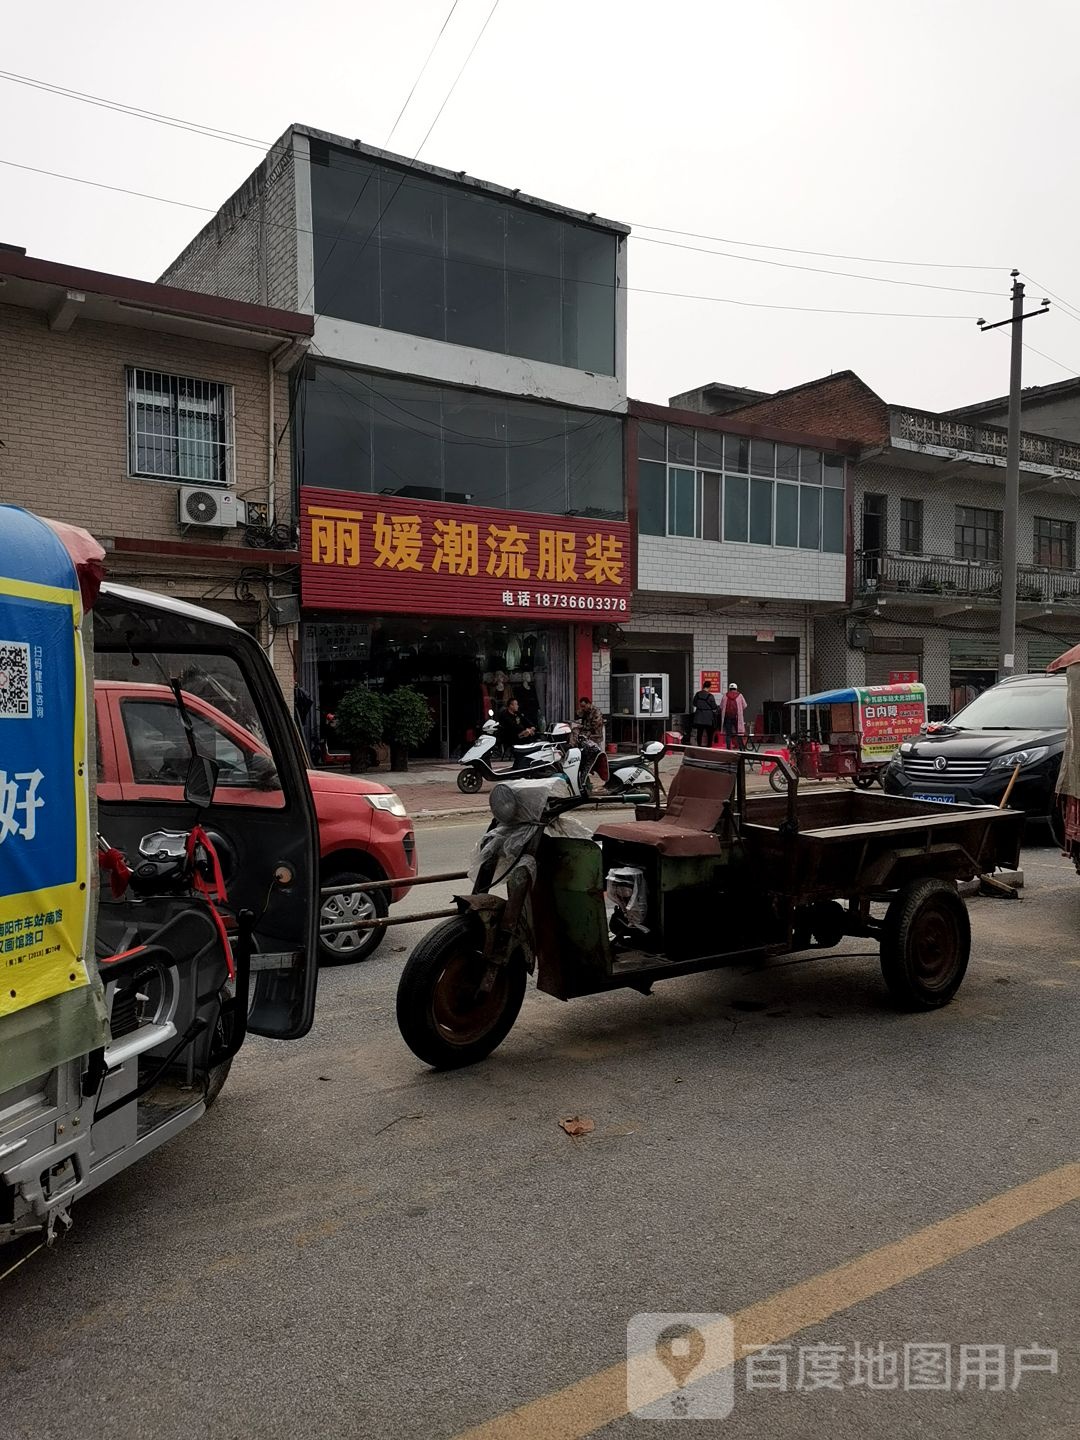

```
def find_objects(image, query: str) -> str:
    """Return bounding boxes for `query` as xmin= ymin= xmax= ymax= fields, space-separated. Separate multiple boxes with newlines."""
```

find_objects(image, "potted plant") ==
xmin=383 ymin=685 xmax=434 ymax=771
xmin=334 ymin=686 xmax=386 ymax=773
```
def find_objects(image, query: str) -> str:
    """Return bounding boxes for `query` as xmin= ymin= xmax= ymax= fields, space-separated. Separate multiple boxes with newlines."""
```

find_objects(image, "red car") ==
xmin=94 ymin=681 xmax=417 ymax=962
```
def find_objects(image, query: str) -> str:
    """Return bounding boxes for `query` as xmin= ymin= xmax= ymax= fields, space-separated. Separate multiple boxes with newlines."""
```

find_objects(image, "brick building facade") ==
xmin=0 ymin=249 xmax=312 ymax=697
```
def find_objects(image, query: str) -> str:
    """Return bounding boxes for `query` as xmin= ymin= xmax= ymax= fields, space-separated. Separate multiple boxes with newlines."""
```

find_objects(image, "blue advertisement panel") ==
xmin=0 ymin=507 xmax=90 ymax=1017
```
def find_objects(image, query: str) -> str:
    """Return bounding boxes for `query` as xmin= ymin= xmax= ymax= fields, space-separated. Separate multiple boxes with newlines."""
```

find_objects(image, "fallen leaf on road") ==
xmin=559 ymin=1116 xmax=595 ymax=1137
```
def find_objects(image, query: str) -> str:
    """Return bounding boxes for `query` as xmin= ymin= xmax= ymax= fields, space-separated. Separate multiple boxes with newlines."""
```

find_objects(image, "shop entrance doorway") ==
xmin=728 ymin=637 xmax=799 ymax=739
xmin=306 ymin=617 xmax=571 ymax=760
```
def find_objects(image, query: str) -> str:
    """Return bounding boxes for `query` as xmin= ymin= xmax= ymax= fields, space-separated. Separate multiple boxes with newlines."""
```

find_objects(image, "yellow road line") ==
xmin=455 ymin=1161 xmax=1080 ymax=1440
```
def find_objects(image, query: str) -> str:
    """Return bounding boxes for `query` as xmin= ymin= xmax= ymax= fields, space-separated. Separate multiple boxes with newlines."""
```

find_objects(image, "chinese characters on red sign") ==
xmin=859 ymin=687 xmax=927 ymax=759
xmin=299 ymin=488 xmax=632 ymax=621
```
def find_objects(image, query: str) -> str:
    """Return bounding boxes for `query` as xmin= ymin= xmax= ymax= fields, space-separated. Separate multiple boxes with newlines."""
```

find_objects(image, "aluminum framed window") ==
xmin=634 ymin=422 xmax=845 ymax=552
xmin=126 ymin=367 xmax=233 ymax=486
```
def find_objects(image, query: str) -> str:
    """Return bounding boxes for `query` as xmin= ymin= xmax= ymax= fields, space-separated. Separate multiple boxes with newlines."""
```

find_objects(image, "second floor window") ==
xmin=955 ymin=505 xmax=1002 ymax=562
xmin=900 ymin=498 xmax=923 ymax=554
xmin=127 ymin=368 xmax=232 ymax=485
xmin=1034 ymin=515 xmax=1075 ymax=569
xmin=636 ymin=423 xmax=844 ymax=553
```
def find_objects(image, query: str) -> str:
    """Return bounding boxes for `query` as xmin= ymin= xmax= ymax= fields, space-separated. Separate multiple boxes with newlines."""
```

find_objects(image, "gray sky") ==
xmin=4 ymin=0 xmax=1079 ymax=415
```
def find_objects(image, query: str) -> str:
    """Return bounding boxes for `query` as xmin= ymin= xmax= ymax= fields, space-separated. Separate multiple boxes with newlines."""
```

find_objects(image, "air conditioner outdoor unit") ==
xmin=178 ymin=486 xmax=238 ymax=529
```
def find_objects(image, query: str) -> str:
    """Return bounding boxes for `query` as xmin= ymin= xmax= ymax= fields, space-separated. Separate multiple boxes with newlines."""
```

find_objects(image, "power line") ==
xmin=0 ymin=156 xmax=216 ymax=213
xmin=628 ymin=220 xmax=1007 ymax=272
xmin=1019 ymin=273 xmax=1080 ymax=326
xmin=0 ymin=66 xmax=1016 ymax=284
xmin=383 ymin=0 xmax=462 ymax=149
xmin=299 ymin=0 xmax=501 ymax=311
xmin=630 ymin=284 xmax=977 ymax=321
xmin=631 ymin=233 xmax=1002 ymax=298
xmin=0 ymin=68 xmax=272 ymax=149
xmin=0 ymin=153 xmax=979 ymax=319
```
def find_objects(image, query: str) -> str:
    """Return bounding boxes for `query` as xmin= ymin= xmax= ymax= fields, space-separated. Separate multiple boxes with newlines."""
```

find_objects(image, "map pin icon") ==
xmin=655 ymin=1322 xmax=707 ymax=1389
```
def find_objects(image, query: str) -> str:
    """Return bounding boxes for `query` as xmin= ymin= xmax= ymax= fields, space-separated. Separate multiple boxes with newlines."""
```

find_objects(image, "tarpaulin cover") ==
xmin=40 ymin=516 xmax=107 ymax=612
xmin=1048 ymin=642 xmax=1080 ymax=673
xmin=0 ymin=506 xmax=93 ymax=1017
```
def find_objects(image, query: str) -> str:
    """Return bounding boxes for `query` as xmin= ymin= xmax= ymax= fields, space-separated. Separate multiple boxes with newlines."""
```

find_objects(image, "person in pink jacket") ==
xmin=721 ymin=682 xmax=747 ymax=750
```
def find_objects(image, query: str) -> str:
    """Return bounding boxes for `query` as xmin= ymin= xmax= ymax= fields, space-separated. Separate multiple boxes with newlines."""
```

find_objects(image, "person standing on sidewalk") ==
xmin=690 ymin=681 xmax=719 ymax=748
xmin=721 ymin=682 xmax=747 ymax=750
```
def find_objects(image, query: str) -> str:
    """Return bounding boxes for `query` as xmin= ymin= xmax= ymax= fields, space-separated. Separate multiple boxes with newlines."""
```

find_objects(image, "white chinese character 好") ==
xmin=0 ymin=770 xmax=44 ymax=844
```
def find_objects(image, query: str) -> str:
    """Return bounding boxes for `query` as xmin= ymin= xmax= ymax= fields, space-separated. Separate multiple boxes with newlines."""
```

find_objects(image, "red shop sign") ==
xmin=299 ymin=487 xmax=632 ymax=622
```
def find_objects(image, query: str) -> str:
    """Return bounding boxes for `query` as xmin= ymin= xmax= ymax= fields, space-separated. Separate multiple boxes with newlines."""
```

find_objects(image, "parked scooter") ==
xmin=577 ymin=739 xmax=663 ymax=799
xmin=456 ymin=716 xmax=574 ymax=794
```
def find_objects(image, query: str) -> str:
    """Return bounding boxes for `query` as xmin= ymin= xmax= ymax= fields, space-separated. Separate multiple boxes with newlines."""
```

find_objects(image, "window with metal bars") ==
xmin=1033 ymin=515 xmax=1075 ymax=569
xmin=126 ymin=367 xmax=232 ymax=485
xmin=954 ymin=505 xmax=1002 ymax=562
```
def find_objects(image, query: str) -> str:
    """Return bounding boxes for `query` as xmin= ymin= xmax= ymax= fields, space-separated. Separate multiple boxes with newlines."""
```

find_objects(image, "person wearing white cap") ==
xmin=721 ymin=681 xmax=747 ymax=750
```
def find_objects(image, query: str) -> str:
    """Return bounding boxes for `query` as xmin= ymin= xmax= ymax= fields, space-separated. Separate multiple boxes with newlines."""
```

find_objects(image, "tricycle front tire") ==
xmin=769 ymin=767 xmax=790 ymax=793
xmin=879 ymin=878 xmax=970 ymax=1009
xmin=396 ymin=917 xmax=527 ymax=1069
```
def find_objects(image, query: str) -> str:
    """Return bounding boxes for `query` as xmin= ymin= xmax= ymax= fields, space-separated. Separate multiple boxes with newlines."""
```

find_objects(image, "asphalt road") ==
xmin=3 ymin=818 xmax=1079 ymax=1439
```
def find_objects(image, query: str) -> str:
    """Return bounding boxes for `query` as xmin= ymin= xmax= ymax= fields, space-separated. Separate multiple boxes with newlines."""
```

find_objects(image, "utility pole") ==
xmin=978 ymin=272 xmax=1050 ymax=676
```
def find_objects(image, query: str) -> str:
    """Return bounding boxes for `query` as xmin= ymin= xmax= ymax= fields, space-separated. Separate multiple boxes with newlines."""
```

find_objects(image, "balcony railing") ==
xmin=889 ymin=408 xmax=1080 ymax=475
xmin=856 ymin=551 xmax=1080 ymax=605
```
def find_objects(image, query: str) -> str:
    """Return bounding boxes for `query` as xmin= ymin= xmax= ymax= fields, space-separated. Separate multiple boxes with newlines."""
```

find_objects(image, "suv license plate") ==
xmin=912 ymin=792 xmax=956 ymax=804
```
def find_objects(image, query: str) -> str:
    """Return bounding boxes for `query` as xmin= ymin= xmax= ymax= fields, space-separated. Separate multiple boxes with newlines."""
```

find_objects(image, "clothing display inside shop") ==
xmin=306 ymin=616 xmax=572 ymax=759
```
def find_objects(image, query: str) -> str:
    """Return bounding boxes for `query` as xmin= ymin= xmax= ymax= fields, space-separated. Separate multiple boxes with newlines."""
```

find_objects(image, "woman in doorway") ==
xmin=721 ymin=682 xmax=747 ymax=750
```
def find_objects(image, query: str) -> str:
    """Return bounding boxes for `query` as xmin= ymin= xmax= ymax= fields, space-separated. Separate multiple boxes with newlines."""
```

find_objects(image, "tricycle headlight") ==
xmin=990 ymin=746 xmax=1048 ymax=771
xmin=366 ymin=792 xmax=408 ymax=817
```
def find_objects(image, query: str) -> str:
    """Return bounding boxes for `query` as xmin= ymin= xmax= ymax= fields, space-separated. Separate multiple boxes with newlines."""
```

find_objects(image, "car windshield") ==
xmin=951 ymin=680 xmax=1067 ymax=730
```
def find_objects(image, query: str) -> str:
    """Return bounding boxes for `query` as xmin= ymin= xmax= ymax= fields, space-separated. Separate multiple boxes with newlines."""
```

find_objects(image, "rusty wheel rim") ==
xmin=909 ymin=900 xmax=961 ymax=990
xmin=431 ymin=949 xmax=509 ymax=1046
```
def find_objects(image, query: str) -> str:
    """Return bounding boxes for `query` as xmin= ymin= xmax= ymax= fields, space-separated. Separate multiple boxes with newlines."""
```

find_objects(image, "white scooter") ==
xmin=575 ymin=737 xmax=664 ymax=798
xmin=456 ymin=718 xmax=573 ymax=794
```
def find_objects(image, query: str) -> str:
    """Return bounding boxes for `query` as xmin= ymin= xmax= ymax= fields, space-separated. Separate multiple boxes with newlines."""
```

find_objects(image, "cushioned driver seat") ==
xmin=594 ymin=760 xmax=735 ymax=856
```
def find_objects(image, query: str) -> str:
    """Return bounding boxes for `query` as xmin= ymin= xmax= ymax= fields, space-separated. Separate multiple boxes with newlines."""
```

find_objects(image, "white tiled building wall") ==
xmin=592 ymin=592 xmax=813 ymax=710
xmin=637 ymin=535 xmax=846 ymax=603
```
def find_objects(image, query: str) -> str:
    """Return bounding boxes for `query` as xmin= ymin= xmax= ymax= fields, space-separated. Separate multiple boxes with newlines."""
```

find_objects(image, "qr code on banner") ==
xmin=0 ymin=641 xmax=32 ymax=719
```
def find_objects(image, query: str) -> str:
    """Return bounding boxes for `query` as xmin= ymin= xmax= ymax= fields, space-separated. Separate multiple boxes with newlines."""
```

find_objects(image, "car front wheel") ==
xmin=319 ymin=867 xmax=389 ymax=964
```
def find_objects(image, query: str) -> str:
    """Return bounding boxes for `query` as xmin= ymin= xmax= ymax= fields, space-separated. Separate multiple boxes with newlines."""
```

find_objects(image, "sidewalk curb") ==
xmin=412 ymin=806 xmax=489 ymax=823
